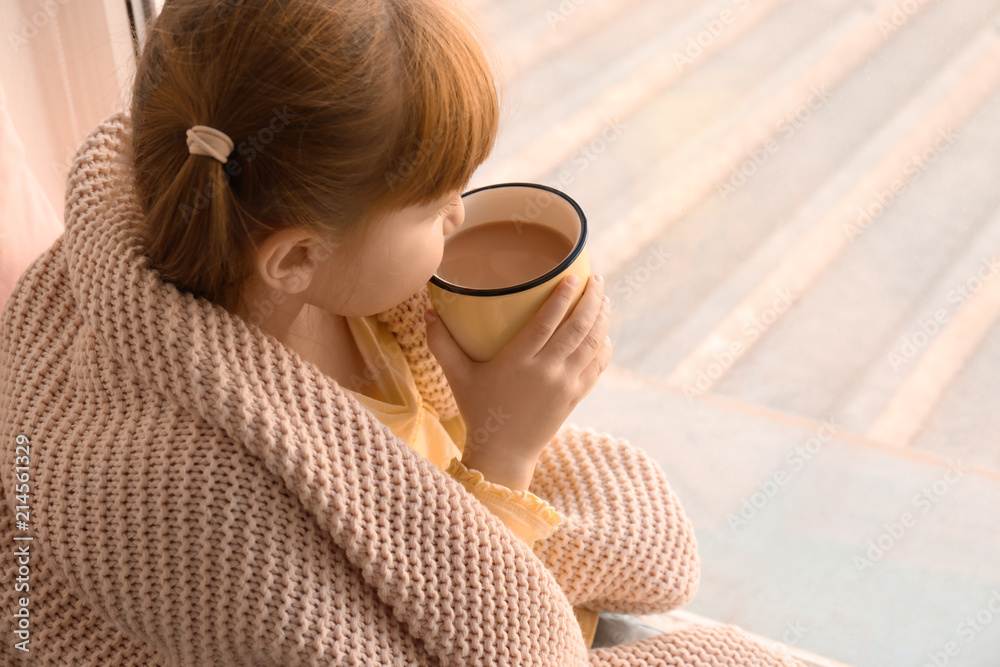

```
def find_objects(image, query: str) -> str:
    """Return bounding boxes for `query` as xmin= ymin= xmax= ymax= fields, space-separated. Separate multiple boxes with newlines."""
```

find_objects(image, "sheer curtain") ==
xmin=0 ymin=0 xmax=139 ymax=301
xmin=0 ymin=80 xmax=61 ymax=304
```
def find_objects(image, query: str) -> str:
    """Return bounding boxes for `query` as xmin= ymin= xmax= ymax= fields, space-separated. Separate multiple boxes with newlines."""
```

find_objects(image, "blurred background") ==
xmin=2 ymin=0 xmax=999 ymax=665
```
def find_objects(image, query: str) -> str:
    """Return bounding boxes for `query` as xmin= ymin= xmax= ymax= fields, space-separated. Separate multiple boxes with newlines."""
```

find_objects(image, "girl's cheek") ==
xmin=448 ymin=206 xmax=465 ymax=235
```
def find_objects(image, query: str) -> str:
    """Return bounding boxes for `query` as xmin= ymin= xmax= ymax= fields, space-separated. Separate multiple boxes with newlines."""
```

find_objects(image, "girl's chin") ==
xmin=355 ymin=286 xmax=432 ymax=318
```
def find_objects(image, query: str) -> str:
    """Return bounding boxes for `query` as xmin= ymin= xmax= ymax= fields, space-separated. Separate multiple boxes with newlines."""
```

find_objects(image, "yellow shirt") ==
xmin=342 ymin=315 xmax=564 ymax=549
xmin=342 ymin=316 xmax=599 ymax=648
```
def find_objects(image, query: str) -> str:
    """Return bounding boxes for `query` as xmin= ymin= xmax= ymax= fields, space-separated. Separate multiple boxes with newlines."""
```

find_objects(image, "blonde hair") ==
xmin=128 ymin=0 xmax=500 ymax=313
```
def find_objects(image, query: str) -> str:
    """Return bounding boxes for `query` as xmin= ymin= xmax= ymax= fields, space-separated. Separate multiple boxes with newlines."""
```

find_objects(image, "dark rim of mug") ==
xmin=428 ymin=182 xmax=588 ymax=297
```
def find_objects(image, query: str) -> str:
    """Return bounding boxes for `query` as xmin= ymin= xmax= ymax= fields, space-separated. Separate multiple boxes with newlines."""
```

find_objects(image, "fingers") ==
xmin=566 ymin=290 xmax=610 ymax=373
xmin=579 ymin=330 xmax=613 ymax=393
xmin=503 ymin=275 xmax=582 ymax=358
xmin=424 ymin=308 xmax=471 ymax=383
xmin=546 ymin=274 xmax=605 ymax=359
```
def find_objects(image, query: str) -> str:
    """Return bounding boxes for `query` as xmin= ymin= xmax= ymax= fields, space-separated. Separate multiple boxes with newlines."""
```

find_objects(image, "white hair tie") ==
xmin=186 ymin=125 xmax=234 ymax=164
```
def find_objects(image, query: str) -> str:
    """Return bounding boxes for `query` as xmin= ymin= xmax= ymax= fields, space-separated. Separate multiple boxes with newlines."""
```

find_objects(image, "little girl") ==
xmin=0 ymin=0 xmax=803 ymax=664
xmin=140 ymin=0 xmax=611 ymax=550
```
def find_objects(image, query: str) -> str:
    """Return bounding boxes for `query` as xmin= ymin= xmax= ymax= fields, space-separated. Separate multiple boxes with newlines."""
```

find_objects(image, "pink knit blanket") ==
xmin=0 ymin=114 xmax=802 ymax=666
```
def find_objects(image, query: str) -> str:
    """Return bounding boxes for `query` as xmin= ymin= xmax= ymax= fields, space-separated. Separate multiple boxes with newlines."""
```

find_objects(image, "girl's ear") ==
xmin=256 ymin=228 xmax=326 ymax=295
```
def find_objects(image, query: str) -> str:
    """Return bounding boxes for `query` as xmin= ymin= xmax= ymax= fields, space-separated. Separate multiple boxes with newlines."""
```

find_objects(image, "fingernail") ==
xmin=566 ymin=275 xmax=580 ymax=288
xmin=424 ymin=309 xmax=436 ymax=323
xmin=594 ymin=274 xmax=604 ymax=284
xmin=603 ymin=295 xmax=610 ymax=305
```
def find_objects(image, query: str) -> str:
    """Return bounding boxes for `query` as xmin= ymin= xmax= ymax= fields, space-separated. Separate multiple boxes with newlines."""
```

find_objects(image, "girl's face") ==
xmin=314 ymin=189 xmax=466 ymax=317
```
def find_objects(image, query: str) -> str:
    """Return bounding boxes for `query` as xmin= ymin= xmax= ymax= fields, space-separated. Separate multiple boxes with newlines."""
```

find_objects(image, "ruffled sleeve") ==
xmin=446 ymin=457 xmax=564 ymax=548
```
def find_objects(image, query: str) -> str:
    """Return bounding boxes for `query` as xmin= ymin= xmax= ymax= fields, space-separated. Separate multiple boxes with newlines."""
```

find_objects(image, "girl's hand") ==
xmin=424 ymin=274 xmax=612 ymax=488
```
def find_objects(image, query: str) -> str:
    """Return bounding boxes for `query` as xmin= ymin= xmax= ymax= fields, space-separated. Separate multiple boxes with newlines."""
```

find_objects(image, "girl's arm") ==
xmin=377 ymin=290 xmax=566 ymax=548
xmin=446 ymin=454 xmax=563 ymax=549
xmin=374 ymin=292 xmax=798 ymax=662
xmin=532 ymin=430 xmax=805 ymax=664
xmin=379 ymin=287 xmax=700 ymax=612
xmin=529 ymin=424 xmax=702 ymax=615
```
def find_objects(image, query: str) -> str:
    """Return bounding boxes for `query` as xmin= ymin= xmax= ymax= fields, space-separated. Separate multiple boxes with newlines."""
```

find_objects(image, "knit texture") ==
xmin=0 ymin=113 xmax=803 ymax=666
xmin=446 ymin=457 xmax=563 ymax=548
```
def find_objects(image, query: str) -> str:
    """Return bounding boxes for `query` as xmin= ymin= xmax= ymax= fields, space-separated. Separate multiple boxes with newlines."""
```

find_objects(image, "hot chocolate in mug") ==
xmin=427 ymin=183 xmax=590 ymax=362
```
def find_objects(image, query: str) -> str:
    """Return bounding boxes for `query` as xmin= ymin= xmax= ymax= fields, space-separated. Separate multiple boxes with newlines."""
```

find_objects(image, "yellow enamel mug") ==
xmin=427 ymin=183 xmax=590 ymax=362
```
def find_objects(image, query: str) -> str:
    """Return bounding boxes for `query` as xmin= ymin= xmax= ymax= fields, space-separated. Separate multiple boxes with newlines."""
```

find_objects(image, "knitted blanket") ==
xmin=0 ymin=113 xmax=802 ymax=666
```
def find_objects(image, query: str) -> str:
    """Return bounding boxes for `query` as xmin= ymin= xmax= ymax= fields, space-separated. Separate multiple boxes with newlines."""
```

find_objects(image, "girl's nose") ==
xmin=443 ymin=197 xmax=465 ymax=236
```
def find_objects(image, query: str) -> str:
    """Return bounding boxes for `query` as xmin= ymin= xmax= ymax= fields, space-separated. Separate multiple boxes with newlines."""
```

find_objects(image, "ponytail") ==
xmin=138 ymin=138 xmax=249 ymax=311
